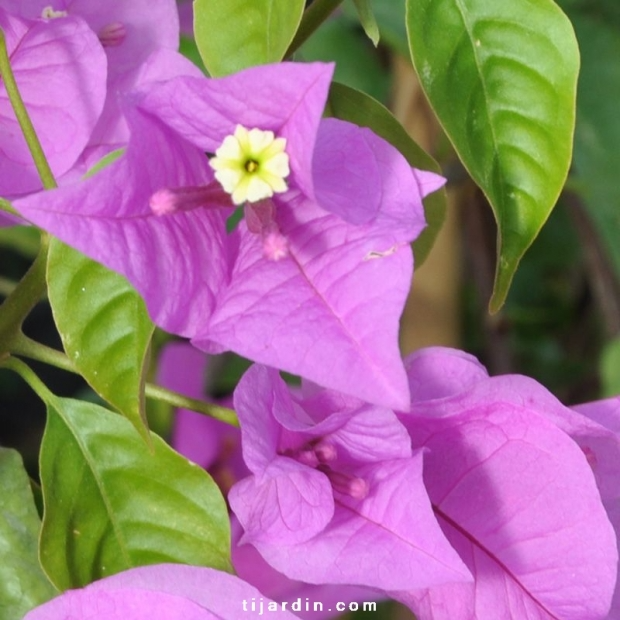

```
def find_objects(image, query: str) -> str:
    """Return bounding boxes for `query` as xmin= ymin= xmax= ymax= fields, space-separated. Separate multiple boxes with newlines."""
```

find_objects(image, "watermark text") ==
xmin=242 ymin=597 xmax=377 ymax=615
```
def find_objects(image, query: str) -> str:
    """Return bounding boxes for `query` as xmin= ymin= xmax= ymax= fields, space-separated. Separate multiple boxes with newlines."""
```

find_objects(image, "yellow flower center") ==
xmin=209 ymin=125 xmax=290 ymax=205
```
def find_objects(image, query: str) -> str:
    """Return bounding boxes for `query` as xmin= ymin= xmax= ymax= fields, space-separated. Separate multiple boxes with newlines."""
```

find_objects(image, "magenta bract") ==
xmin=22 ymin=563 xmax=300 ymax=619
xmin=228 ymin=364 xmax=471 ymax=591
xmin=162 ymin=343 xmax=381 ymax=618
xmin=394 ymin=347 xmax=618 ymax=620
xmin=14 ymin=62 xmax=442 ymax=409
xmin=0 ymin=7 xmax=106 ymax=196
xmin=0 ymin=0 xmax=180 ymax=155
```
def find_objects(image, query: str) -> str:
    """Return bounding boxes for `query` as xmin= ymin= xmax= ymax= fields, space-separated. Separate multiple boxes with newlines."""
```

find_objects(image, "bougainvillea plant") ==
xmin=1 ymin=1 xmax=617 ymax=620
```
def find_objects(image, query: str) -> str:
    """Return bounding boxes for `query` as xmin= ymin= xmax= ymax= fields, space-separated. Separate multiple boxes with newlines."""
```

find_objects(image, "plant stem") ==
xmin=0 ymin=29 xmax=57 ymax=191
xmin=286 ymin=0 xmax=346 ymax=56
xmin=145 ymin=383 xmax=238 ymax=427
xmin=10 ymin=334 xmax=239 ymax=427
xmin=0 ymin=28 xmax=59 ymax=352
xmin=0 ymin=235 xmax=49 ymax=350
xmin=0 ymin=356 xmax=55 ymax=404
xmin=10 ymin=333 xmax=73 ymax=371
xmin=0 ymin=198 xmax=19 ymax=217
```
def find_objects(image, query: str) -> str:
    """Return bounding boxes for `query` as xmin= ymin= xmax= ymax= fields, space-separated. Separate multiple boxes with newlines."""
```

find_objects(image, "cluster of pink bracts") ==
xmin=2 ymin=2 xmax=618 ymax=620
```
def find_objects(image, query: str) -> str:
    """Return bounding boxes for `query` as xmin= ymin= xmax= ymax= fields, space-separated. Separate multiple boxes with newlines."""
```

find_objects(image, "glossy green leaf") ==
xmin=406 ymin=0 xmax=579 ymax=310
xmin=39 ymin=397 xmax=231 ymax=590
xmin=371 ymin=0 xmax=407 ymax=55
xmin=194 ymin=0 xmax=305 ymax=76
xmin=179 ymin=35 xmax=207 ymax=74
xmin=0 ymin=448 xmax=56 ymax=619
xmin=569 ymin=14 xmax=620 ymax=280
xmin=47 ymin=238 xmax=154 ymax=440
xmin=352 ymin=0 xmax=380 ymax=46
xmin=327 ymin=82 xmax=447 ymax=266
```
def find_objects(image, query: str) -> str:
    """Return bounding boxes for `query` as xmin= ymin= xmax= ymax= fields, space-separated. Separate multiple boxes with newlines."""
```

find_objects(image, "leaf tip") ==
xmin=137 ymin=422 xmax=154 ymax=451
xmin=488 ymin=290 xmax=506 ymax=315
xmin=489 ymin=255 xmax=518 ymax=314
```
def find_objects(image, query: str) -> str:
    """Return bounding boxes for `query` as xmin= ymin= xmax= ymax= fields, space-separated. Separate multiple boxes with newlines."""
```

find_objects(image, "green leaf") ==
xmin=179 ymin=35 xmax=207 ymax=74
xmin=194 ymin=0 xmax=305 ymax=76
xmin=569 ymin=14 xmax=620 ymax=281
xmin=0 ymin=448 xmax=57 ymax=619
xmin=327 ymin=82 xmax=447 ymax=266
xmin=371 ymin=0 xmax=408 ymax=55
xmin=352 ymin=0 xmax=380 ymax=46
xmin=406 ymin=0 xmax=579 ymax=310
xmin=39 ymin=397 xmax=232 ymax=590
xmin=47 ymin=238 xmax=154 ymax=441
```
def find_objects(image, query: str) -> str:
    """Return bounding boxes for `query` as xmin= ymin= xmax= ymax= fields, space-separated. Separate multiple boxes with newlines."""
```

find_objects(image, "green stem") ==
xmin=0 ymin=29 xmax=59 ymax=352
xmin=0 ymin=356 xmax=55 ymax=404
xmin=0 ymin=198 xmax=19 ymax=217
xmin=10 ymin=334 xmax=239 ymax=427
xmin=286 ymin=0 xmax=346 ymax=56
xmin=0 ymin=29 xmax=57 ymax=190
xmin=145 ymin=383 xmax=238 ymax=427
xmin=0 ymin=235 xmax=49 ymax=350
xmin=10 ymin=333 xmax=73 ymax=371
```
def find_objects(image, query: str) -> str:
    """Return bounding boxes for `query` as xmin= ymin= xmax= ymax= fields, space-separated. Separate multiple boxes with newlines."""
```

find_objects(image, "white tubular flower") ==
xmin=209 ymin=125 xmax=290 ymax=205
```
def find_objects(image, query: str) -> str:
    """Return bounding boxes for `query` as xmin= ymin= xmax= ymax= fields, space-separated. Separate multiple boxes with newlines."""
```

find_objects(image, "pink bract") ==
xmin=0 ymin=7 xmax=106 ymax=196
xmin=229 ymin=364 xmax=471 ymax=591
xmin=22 ymin=563 xmax=300 ymax=619
xmin=13 ymin=62 xmax=442 ymax=409
xmin=393 ymin=347 xmax=618 ymax=620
